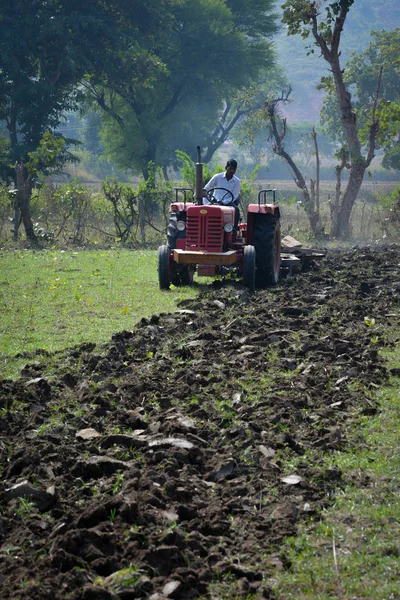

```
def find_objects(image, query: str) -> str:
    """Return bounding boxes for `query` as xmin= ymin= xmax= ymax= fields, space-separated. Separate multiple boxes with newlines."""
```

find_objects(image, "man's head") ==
xmin=225 ymin=159 xmax=237 ymax=180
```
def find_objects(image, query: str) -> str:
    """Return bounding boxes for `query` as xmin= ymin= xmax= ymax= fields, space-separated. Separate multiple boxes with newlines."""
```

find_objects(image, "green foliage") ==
xmin=101 ymin=165 xmax=173 ymax=243
xmin=138 ymin=164 xmax=173 ymax=225
xmin=378 ymin=185 xmax=400 ymax=232
xmin=0 ymin=136 xmax=11 ymax=183
xmin=32 ymin=179 xmax=96 ymax=244
xmin=321 ymin=28 xmax=400 ymax=156
xmin=281 ymin=0 xmax=355 ymax=41
xmin=88 ymin=0 xmax=278 ymax=176
xmin=14 ymin=498 xmax=36 ymax=519
xmin=0 ymin=0 xmax=165 ymax=176
xmin=239 ymin=164 xmax=261 ymax=206
xmin=25 ymin=132 xmax=67 ymax=181
xmin=382 ymin=143 xmax=400 ymax=170
xmin=101 ymin=177 xmax=139 ymax=243
xmin=175 ymin=151 xmax=213 ymax=189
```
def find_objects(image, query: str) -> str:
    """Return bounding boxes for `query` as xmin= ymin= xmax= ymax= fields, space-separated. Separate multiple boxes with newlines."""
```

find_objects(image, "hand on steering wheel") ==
xmin=206 ymin=187 xmax=235 ymax=206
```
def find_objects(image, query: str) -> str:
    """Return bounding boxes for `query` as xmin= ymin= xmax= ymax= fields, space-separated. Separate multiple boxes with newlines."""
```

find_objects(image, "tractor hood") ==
xmin=185 ymin=204 xmax=235 ymax=252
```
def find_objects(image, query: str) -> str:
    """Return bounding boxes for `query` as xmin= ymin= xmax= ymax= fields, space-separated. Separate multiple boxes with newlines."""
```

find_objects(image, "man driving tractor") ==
xmin=158 ymin=149 xmax=283 ymax=291
xmin=203 ymin=159 xmax=241 ymax=232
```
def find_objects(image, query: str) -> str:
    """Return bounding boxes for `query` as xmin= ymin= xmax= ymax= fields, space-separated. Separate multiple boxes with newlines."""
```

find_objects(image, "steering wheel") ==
xmin=206 ymin=187 xmax=235 ymax=206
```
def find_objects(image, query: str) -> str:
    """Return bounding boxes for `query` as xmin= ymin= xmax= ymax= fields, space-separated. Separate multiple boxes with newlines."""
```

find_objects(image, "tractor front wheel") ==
xmin=158 ymin=245 xmax=171 ymax=289
xmin=243 ymin=245 xmax=256 ymax=291
xmin=254 ymin=214 xmax=281 ymax=288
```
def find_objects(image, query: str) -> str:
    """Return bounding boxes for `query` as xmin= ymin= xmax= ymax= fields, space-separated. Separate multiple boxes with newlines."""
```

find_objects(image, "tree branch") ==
xmin=93 ymin=90 xmax=125 ymax=130
xmin=310 ymin=3 xmax=331 ymax=62
xmin=158 ymin=84 xmax=185 ymax=121
xmin=366 ymin=65 xmax=383 ymax=167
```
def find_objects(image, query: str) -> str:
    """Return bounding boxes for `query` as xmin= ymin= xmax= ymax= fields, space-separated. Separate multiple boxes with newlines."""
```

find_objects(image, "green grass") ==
xmin=273 ymin=340 xmax=400 ymax=599
xmin=0 ymin=248 xmax=199 ymax=378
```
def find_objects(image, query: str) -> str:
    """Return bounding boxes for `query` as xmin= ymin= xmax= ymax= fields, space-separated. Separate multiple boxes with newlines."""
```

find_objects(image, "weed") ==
xmin=15 ymin=498 xmax=36 ymax=518
xmin=110 ymin=473 xmax=125 ymax=495
xmin=109 ymin=507 xmax=117 ymax=522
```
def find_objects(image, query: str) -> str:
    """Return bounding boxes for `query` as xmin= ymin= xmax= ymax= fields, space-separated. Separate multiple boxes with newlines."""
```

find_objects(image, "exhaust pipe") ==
xmin=195 ymin=146 xmax=203 ymax=205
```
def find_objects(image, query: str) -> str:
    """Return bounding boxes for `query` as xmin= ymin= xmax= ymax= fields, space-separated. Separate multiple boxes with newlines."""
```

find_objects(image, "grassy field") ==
xmin=0 ymin=249 xmax=199 ymax=379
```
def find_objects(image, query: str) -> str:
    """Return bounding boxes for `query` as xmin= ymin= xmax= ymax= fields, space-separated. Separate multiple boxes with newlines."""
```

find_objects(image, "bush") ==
xmin=31 ymin=180 xmax=98 ymax=244
xmin=379 ymin=186 xmax=400 ymax=236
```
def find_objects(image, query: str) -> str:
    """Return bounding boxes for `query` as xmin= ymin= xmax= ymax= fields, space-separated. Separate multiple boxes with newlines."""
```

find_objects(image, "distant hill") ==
xmin=274 ymin=0 xmax=400 ymax=122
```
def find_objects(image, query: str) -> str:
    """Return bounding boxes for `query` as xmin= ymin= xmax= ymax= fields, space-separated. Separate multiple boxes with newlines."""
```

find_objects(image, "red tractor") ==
xmin=158 ymin=148 xmax=281 ymax=291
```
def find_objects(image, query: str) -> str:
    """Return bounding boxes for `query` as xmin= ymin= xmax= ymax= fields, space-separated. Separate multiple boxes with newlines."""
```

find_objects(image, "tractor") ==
xmin=158 ymin=147 xmax=282 ymax=291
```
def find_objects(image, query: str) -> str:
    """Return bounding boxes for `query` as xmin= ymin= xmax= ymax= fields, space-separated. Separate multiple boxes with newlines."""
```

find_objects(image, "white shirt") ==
xmin=203 ymin=172 xmax=240 ymax=205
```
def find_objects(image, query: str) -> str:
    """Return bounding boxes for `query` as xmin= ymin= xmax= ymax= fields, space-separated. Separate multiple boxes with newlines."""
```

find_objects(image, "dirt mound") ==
xmin=1 ymin=246 xmax=399 ymax=599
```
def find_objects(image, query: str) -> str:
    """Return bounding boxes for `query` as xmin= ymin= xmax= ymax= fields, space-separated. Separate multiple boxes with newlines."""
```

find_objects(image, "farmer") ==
xmin=203 ymin=159 xmax=241 ymax=231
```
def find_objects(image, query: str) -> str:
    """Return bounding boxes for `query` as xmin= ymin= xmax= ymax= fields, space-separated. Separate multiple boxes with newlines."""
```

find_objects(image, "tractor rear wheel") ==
xmin=254 ymin=214 xmax=281 ymax=288
xmin=158 ymin=245 xmax=171 ymax=289
xmin=243 ymin=245 xmax=256 ymax=291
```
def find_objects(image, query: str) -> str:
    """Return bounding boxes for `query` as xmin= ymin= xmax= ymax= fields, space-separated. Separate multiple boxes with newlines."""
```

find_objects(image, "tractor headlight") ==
xmin=224 ymin=223 xmax=233 ymax=233
xmin=176 ymin=221 xmax=186 ymax=232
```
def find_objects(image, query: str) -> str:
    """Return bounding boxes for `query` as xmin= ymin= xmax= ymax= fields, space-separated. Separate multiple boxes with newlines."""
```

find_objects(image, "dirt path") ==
xmin=1 ymin=246 xmax=399 ymax=599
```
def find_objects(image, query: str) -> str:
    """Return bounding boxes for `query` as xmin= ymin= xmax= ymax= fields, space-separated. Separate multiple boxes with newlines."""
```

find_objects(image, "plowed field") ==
xmin=1 ymin=246 xmax=399 ymax=599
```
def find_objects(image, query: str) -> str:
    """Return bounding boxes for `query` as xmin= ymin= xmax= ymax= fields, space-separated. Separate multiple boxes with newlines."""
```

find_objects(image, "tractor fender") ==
xmin=246 ymin=205 xmax=280 ymax=245
xmin=247 ymin=203 xmax=280 ymax=216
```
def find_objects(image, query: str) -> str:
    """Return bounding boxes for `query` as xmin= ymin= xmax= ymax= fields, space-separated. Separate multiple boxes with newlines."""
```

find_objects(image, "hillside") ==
xmin=274 ymin=0 xmax=400 ymax=122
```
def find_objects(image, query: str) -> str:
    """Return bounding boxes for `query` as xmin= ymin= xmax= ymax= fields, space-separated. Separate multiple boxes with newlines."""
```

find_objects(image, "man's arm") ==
xmin=203 ymin=174 xmax=217 ymax=193
xmin=233 ymin=177 xmax=240 ymax=203
xmin=202 ymin=174 xmax=218 ymax=202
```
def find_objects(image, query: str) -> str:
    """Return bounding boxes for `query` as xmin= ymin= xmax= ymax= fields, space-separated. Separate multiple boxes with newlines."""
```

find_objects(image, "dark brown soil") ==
xmin=1 ymin=246 xmax=399 ymax=600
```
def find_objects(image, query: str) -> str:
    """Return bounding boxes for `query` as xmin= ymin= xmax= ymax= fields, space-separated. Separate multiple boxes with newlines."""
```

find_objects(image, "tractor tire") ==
xmin=167 ymin=218 xmax=177 ymax=249
xmin=254 ymin=214 xmax=281 ymax=288
xmin=243 ymin=244 xmax=256 ymax=292
xmin=158 ymin=245 xmax=171 ymax=290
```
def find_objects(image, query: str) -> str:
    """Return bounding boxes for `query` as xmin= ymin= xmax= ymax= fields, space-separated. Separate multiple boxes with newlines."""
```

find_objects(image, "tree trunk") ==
xmin=331 ymin=162 xmax=365 ymax=239
xmin=311 ymin=128 xmax=320 ymax=212
xmin=15 ymin=163 xmax=36 ymax=241
xmin=138 ymin=197 xmax=146 ymax=244
xmin=306 ymin=5 xmax=380 ymax=240
xmin=328 ymin=57 xmax=368 ymax=238
xmin=12 ymin=207 xmax=21 ymax=241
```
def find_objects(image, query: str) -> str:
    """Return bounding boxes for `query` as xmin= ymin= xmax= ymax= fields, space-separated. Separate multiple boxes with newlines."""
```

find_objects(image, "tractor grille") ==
xmin=186 ymin=214 xmax=223 ymax=252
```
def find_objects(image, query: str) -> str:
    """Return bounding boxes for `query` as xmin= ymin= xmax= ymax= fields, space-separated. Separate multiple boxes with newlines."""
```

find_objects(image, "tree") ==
xmin=232 ymin=85 xmax=327 ymax=236
xmin=321 ymin=28 xmax=400 ymax=172
xmin=12 ymin=132 xmax=68 ymax=241
xmin=201 ymin=67 xmax=288 ymax=165
xmin=87 ymin=0 xmax=278 ymax=177
xmin=0 ymin=0 xmax=163 ymax=239
xmin=266 ymin=95 xmax=325 ymax=237
xmin=281 ymin=0 xmax=384 ymax=239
